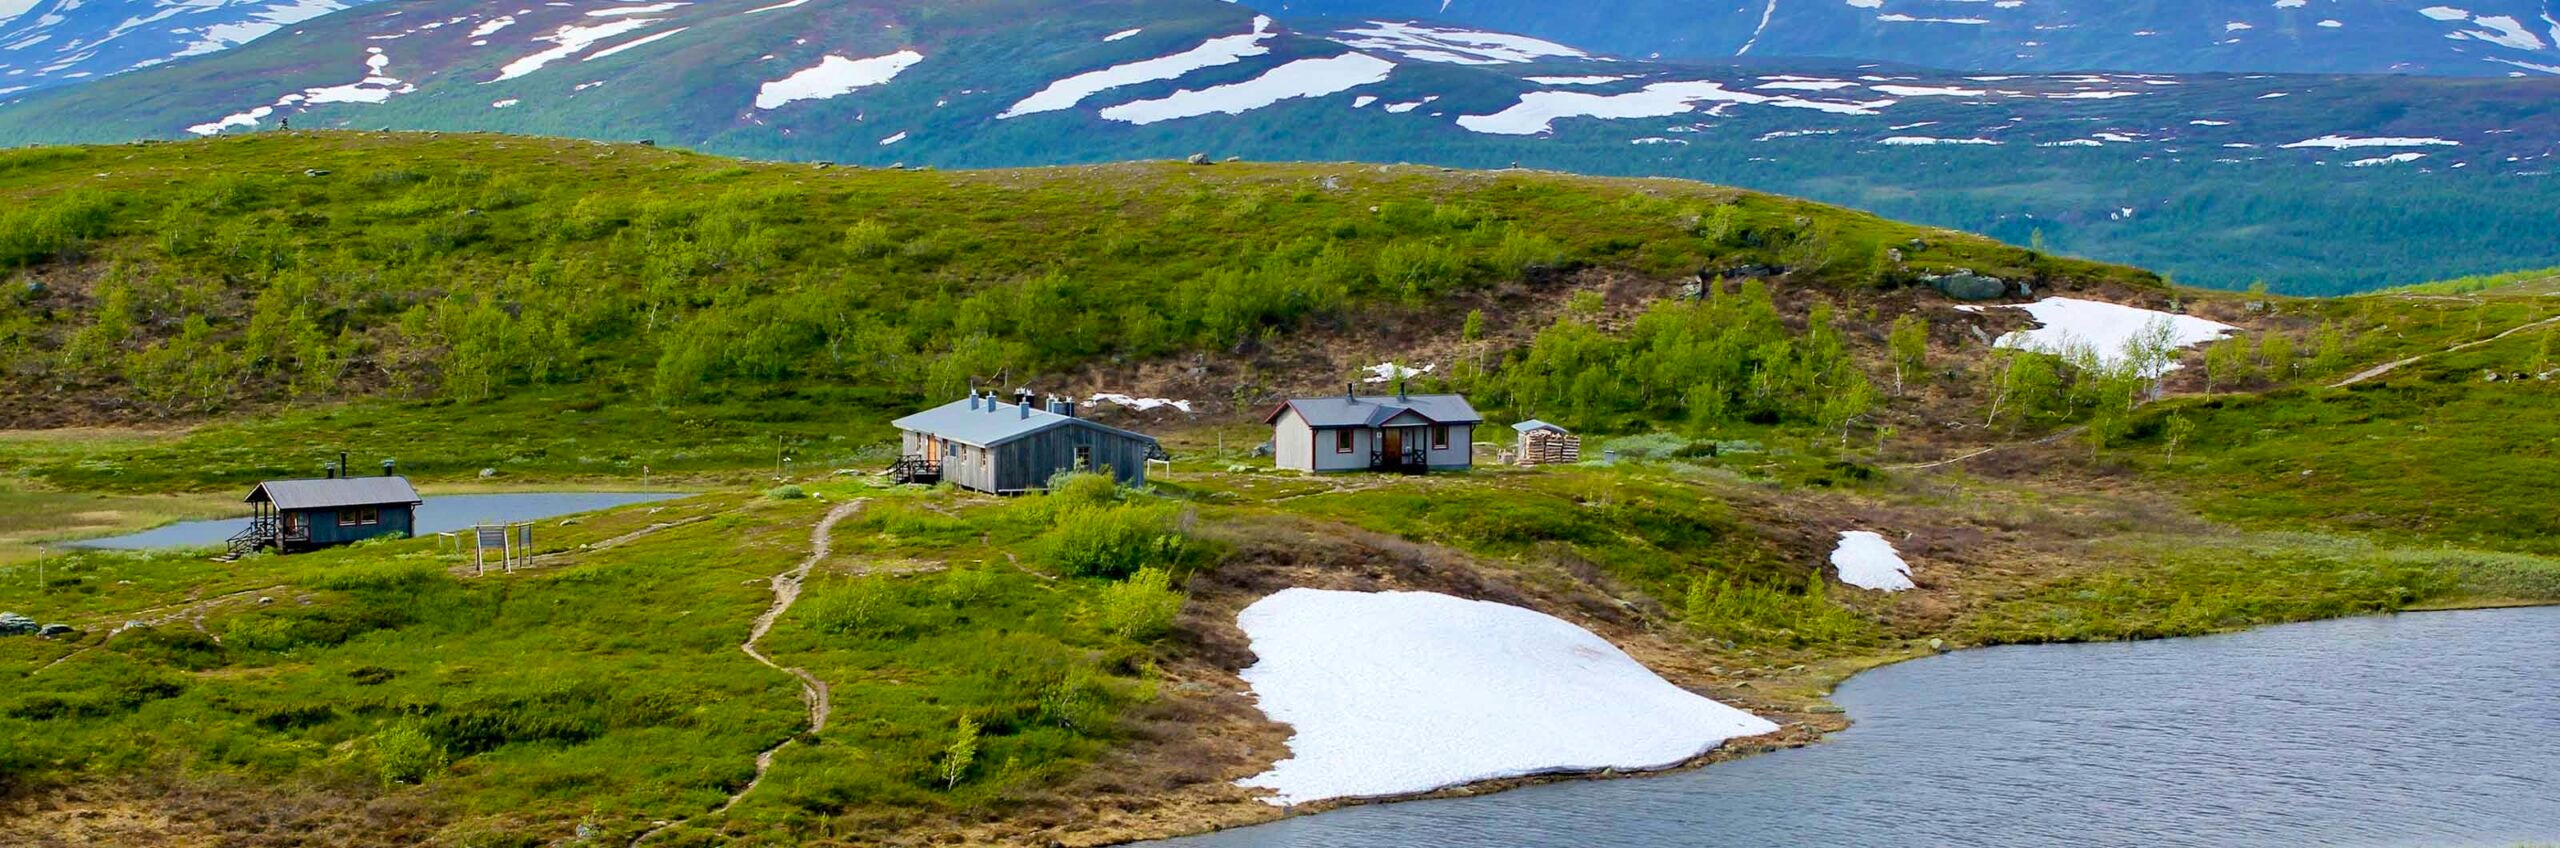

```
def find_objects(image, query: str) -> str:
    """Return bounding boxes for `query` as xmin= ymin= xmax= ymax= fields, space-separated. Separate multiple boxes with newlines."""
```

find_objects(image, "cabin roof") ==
xmin=892 ymin=395 xmax=1158 ymax=449
xmin=1264 ymin=393 xmax=1484 ymax=429
xmin=1512 ymin=419 xmax=1568 ymax=434
xmin=246 ymin=476 xmax=424 ymax=511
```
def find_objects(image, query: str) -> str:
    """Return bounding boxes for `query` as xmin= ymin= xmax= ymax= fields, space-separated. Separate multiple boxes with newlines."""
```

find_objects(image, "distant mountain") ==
xmin=0 ymin=0 xmax=371 ymax=96
xmin=1 ymin=0 xmax=2556 ymax=292
xmin=1276 ymin=0 xmax=2560 ymax=77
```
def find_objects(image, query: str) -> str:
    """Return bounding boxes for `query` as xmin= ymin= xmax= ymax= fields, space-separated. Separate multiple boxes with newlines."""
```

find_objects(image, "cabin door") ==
xmin=281 ymin=512 xmax=306 ymax=539
xmin=925 ymin=439 xmax=943 ymax=462
xmin=1381 ymin=429 xmax=1404 ymax=464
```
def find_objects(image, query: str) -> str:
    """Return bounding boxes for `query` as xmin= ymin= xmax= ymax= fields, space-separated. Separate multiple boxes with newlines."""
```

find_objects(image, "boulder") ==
xmin=37 ymin=624 xmax=72 ymax=637
xmin=1185 ymin=152 xmax=1211 ymax=165
xmin=0 ymin=613 xmax=34 ymax=636
xmin=303 ymin=168 xmax=330 ymax=178
xmin=1924 ymin=269 xmax=2009 ymax=301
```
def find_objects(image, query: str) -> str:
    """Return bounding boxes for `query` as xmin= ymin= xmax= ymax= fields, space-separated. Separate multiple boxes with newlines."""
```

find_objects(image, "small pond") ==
xmin=1156 ymin=606 xmax=2560 ymax=848
xmin=65 ymin=492 xmax=687 ymax=550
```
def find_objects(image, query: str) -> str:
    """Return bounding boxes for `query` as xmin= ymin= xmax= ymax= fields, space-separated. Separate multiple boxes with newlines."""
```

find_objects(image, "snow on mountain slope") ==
xmin=0 ymin=0 xmax=378 ymax=96
xmin=1276 ymin=0 xmax=2560 ymax=77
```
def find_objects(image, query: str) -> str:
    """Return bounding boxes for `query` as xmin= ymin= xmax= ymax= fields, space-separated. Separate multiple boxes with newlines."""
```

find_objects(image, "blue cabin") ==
xmin=229 ymin=473 xmax=422 ymax=558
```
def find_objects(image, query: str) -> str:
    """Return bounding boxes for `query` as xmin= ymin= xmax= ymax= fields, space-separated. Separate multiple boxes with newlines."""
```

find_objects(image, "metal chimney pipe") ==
xmin=1397 ymin=380 xmax=1409 ymax=402
xmin=1346 ymin=382 xmax=1356 ymax=401
xmin=382 ymin=459 xmax=395 ymax=477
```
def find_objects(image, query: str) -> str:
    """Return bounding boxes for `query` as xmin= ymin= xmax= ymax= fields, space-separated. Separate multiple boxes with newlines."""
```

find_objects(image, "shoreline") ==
xmin=1110 ymin=598 xmax=2560 ymax=846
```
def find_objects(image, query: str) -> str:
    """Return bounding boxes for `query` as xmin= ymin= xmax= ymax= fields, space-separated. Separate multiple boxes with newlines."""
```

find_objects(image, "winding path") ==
xmin=2329 ymin=313 xmax=2560 ymax=388
xmin=632 ymin=498 xmax=865 ymax=845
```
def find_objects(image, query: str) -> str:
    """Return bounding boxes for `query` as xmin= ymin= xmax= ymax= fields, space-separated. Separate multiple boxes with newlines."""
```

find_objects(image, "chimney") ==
xmin=1017 ymin=395 xmax=1031 ymax=419
xmin=381 ymin=459 xmax=396 ymax=477
xmin=1346 ymin=382 xmax=1357 ymax=402
xmin=340 ymin=452 xmax=349 ymax=480
xmin=968 ymin=390 xmax=980 ymax=410
xmin=1396 ymin=380 xmax=1409 ymax=402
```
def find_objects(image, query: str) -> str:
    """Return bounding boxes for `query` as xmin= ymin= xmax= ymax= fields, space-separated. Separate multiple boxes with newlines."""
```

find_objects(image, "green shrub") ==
xmin=810 ymin=578 xmax=904 ymax=637
xmin=1041 ymin=504 xmax=1191 ymax=579
xmin=1045 ymin=472 xmax=1122 ymax=510
xmin=765 ymin=484 xmax=807 ymax=500
xmin=1092 ymin=567 xmax=1185 ymax=640
xmin=375 ymin=720 xmax=447 ymax=786
xmin=843 ymin=219 xmax=899 ymax=259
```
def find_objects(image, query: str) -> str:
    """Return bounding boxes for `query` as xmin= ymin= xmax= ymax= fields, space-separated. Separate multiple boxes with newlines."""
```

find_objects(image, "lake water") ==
xmin=66 ymin=492 xmax=686 ymax=550
xmin=1158 ymin=606 xmax=2560 ymax=848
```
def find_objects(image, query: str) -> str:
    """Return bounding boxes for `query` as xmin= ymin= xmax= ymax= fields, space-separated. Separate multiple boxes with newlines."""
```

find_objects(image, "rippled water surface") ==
xmin=1159 ymin=607 xmax=2560 ymax=848
xmin=67 ymin=492 xmax=685 ymax=549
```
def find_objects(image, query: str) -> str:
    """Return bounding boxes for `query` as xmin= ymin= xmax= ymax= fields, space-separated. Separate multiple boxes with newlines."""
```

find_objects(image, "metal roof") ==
xmin=246 ymin=476 xmax=423 ymax=511
xmin=1512 ymin=419 xmax=1568 ymax=433
xmin=1265 ymin=393 xmax=1484 ymax=429
xmin=892 ymin=394 xmax=1159 ymax=449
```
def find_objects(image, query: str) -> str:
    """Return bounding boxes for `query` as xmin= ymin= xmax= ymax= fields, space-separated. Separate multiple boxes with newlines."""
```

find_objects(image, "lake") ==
xmin=65 ymin=492 xmax=687 ymax=550
xmin=1157 ymin=606 xmax=2560 ymax=848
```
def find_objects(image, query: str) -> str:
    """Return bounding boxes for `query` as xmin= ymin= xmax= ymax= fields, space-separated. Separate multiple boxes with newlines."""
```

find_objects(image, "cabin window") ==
xmin=338 ymin=507 xmax=379 ymax=527
xmin=1334 ymin=430 xmax=1354 ymax=453
xmin=1432 ymin=425 xmax=1451 ymax=450
xmin=1075 ymin=445 xmax=1093 ymax=470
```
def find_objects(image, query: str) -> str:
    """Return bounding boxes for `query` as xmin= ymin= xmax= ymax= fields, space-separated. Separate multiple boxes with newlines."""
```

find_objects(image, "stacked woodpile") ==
xmin=1519 ymin=430 xmax=1581 ymax=466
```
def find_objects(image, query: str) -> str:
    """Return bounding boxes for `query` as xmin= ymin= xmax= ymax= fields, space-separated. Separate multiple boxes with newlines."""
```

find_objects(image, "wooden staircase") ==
xmin=214 ymin=516 xmax=277 ymax=563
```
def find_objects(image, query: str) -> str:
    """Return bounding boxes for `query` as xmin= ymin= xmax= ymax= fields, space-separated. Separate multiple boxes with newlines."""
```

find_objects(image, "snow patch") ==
xmin=1361 ymin=361 xmax=1435 ymax=383
xmin=2280 ymin=134 xmax=2460 ymax=149
xmin=754 ymin=50 xmax=923 ymax=110
xmin=492 ymin=17 xmax=660 ymax=81
xmin=1830 ymin=531 xmax=1914 ymax=591
xmin=1331 ymin=20 xmax=1587 ymax=65
xmin=1232 ymin=589 xmax=1780 ymax=805
xmin=1956 ymin=297 xmax=2237 ymax=372
xmin=999 ymin=16 xmax=1276 ymax=119
xmin=1457 ymin=80 xmax=1887 ymax=135
xmin=1086 ymin=393 xmax=1194 ymax=413
xmin=1096 ymin=52 xmax=1393 ymax=125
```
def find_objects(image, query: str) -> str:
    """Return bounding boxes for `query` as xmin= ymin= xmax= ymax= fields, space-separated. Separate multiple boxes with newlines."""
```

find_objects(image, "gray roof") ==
xmin=1267 ymin=392 xmax=1484 ymax=429
xmin=246 ymin=476 xmax=423 ymax=510
xmin=1512 ymin=419 xmax=1568 ymax=434
xmin=892 ymin=395 xmax=1158 ymax=448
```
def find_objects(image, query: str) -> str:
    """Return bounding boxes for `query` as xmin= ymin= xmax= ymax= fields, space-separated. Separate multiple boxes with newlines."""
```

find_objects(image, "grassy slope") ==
xmin=1 ymin=139 xmax=2557 ymax=845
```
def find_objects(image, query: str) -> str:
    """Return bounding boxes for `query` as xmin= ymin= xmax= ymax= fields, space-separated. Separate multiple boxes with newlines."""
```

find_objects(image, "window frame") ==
xmin=1334 ymin=429 xmax=1355 ymax=454
xmin=338 ymin=507 xmax=379 ymax=527
xmin=1432 ymin=425 xmax=1451 ymax=450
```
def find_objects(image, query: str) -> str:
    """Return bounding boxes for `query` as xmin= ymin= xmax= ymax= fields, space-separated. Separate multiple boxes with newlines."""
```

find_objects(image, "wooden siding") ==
xmin=991 ymin=423 xmax=1153 ymax=492
xmin=284 ymin=505 xmax=414 ymax=550
xmin=904 ymin=422 xmax=1153 ymax=494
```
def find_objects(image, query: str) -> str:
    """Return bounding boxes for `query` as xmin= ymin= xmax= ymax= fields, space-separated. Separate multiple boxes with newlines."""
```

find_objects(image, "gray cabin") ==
xmin=1265 ymin=384 xmax=1482 ymax=473
xmin=227 ymin=465 xmax=422 ymax=560
xmin=891 ymin=391 xmax=1165 ymax=494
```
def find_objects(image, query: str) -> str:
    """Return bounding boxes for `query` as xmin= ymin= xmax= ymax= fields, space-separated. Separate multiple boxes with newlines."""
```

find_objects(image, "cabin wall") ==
xmin=1307 ymin=427 xmax=1375 ymax=473
xmin=1427 ymin=423 xmax=1474 ymax=469
xmin=285 ymin=504 xmax=415 ymax=548
xmin=1272 ymin=411 xmax=1315 ymax=472
xmin=992 ymin=424 xmax=1152 ymax=492
xmin=942 ymin=441 xmax=997 ymax=492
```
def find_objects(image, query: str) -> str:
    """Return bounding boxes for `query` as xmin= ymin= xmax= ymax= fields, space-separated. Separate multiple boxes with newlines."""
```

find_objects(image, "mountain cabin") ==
xmin=890 ymin=391 xmax=1167 ymax=494
xmin=225 ymin=458 xmax=423 ymax=560
xmin=1266 ymin=384 xmax=1482 ymax=473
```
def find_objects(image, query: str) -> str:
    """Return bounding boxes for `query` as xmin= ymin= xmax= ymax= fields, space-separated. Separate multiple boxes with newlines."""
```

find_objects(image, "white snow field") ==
xmin=753 ymin=49 xmax=923 ymax=110
xmin=999 ymin=16 xmax=1277 ymax=119
xmin=1830 ymin=531 xmax=1915 ymax=591
xmin=492 ymin=17 xmax=664 ymax=81
xmin=1957 ymin=297 xmax=2236 ymax=372
xmin=1233 ymin=589 xmax=1780 ymax=806
xmin=1458 ymin=79 xmax=1889 ymax=135
xmin=1086 ymin=393 xmax=1193 ymax=413
xmin=1097 ymin=52 xmax=1394 ymax=125
xmin=1361 ymin=361 xmax=1434 ymax=383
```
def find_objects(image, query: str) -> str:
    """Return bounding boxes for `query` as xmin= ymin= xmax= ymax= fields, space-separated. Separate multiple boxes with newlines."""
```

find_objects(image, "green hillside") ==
xmin=2 ymin=136 xmax=2557 ymax=847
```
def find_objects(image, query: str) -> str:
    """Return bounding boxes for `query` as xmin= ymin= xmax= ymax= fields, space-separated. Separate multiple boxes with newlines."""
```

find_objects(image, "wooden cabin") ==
xmin=1265 ymin=384 xmax=1482 ymax=473
xmin=890 ymin=391 xmax=1165 ymax=494
xmin=226 ymin=464 xmax=422 ymax=559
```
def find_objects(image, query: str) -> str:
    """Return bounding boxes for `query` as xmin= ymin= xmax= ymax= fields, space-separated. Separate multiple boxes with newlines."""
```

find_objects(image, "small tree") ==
xmin=1460 ymin=308 xmax=1486 ymax=342
xmin=1887 ymin=315 xmax=1928 ymax=396
xmin=2259 ymin=332 xmax=2296 ymax=380
xmin=2162 ymin=413 xmax=2197 ymax=463
xmin=2203 ymin=337 xmax=2253 ymax=394
xmin=2312 ymin=319 xmax=2348 ymax=373
xmin=1819 ymin=377 xmax=1877 ymax=445
xmin=941 ymin=715 xmax=980 ymax=790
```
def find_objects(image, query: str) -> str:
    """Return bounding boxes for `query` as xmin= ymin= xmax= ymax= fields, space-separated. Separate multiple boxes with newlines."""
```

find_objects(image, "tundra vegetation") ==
xmin=0 ymin=136 xmax=2556 ymax=846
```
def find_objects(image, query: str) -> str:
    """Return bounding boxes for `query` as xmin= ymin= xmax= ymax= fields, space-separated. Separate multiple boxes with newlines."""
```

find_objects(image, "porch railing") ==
xmin=891 ymin=455 xmax=944 ymax=484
